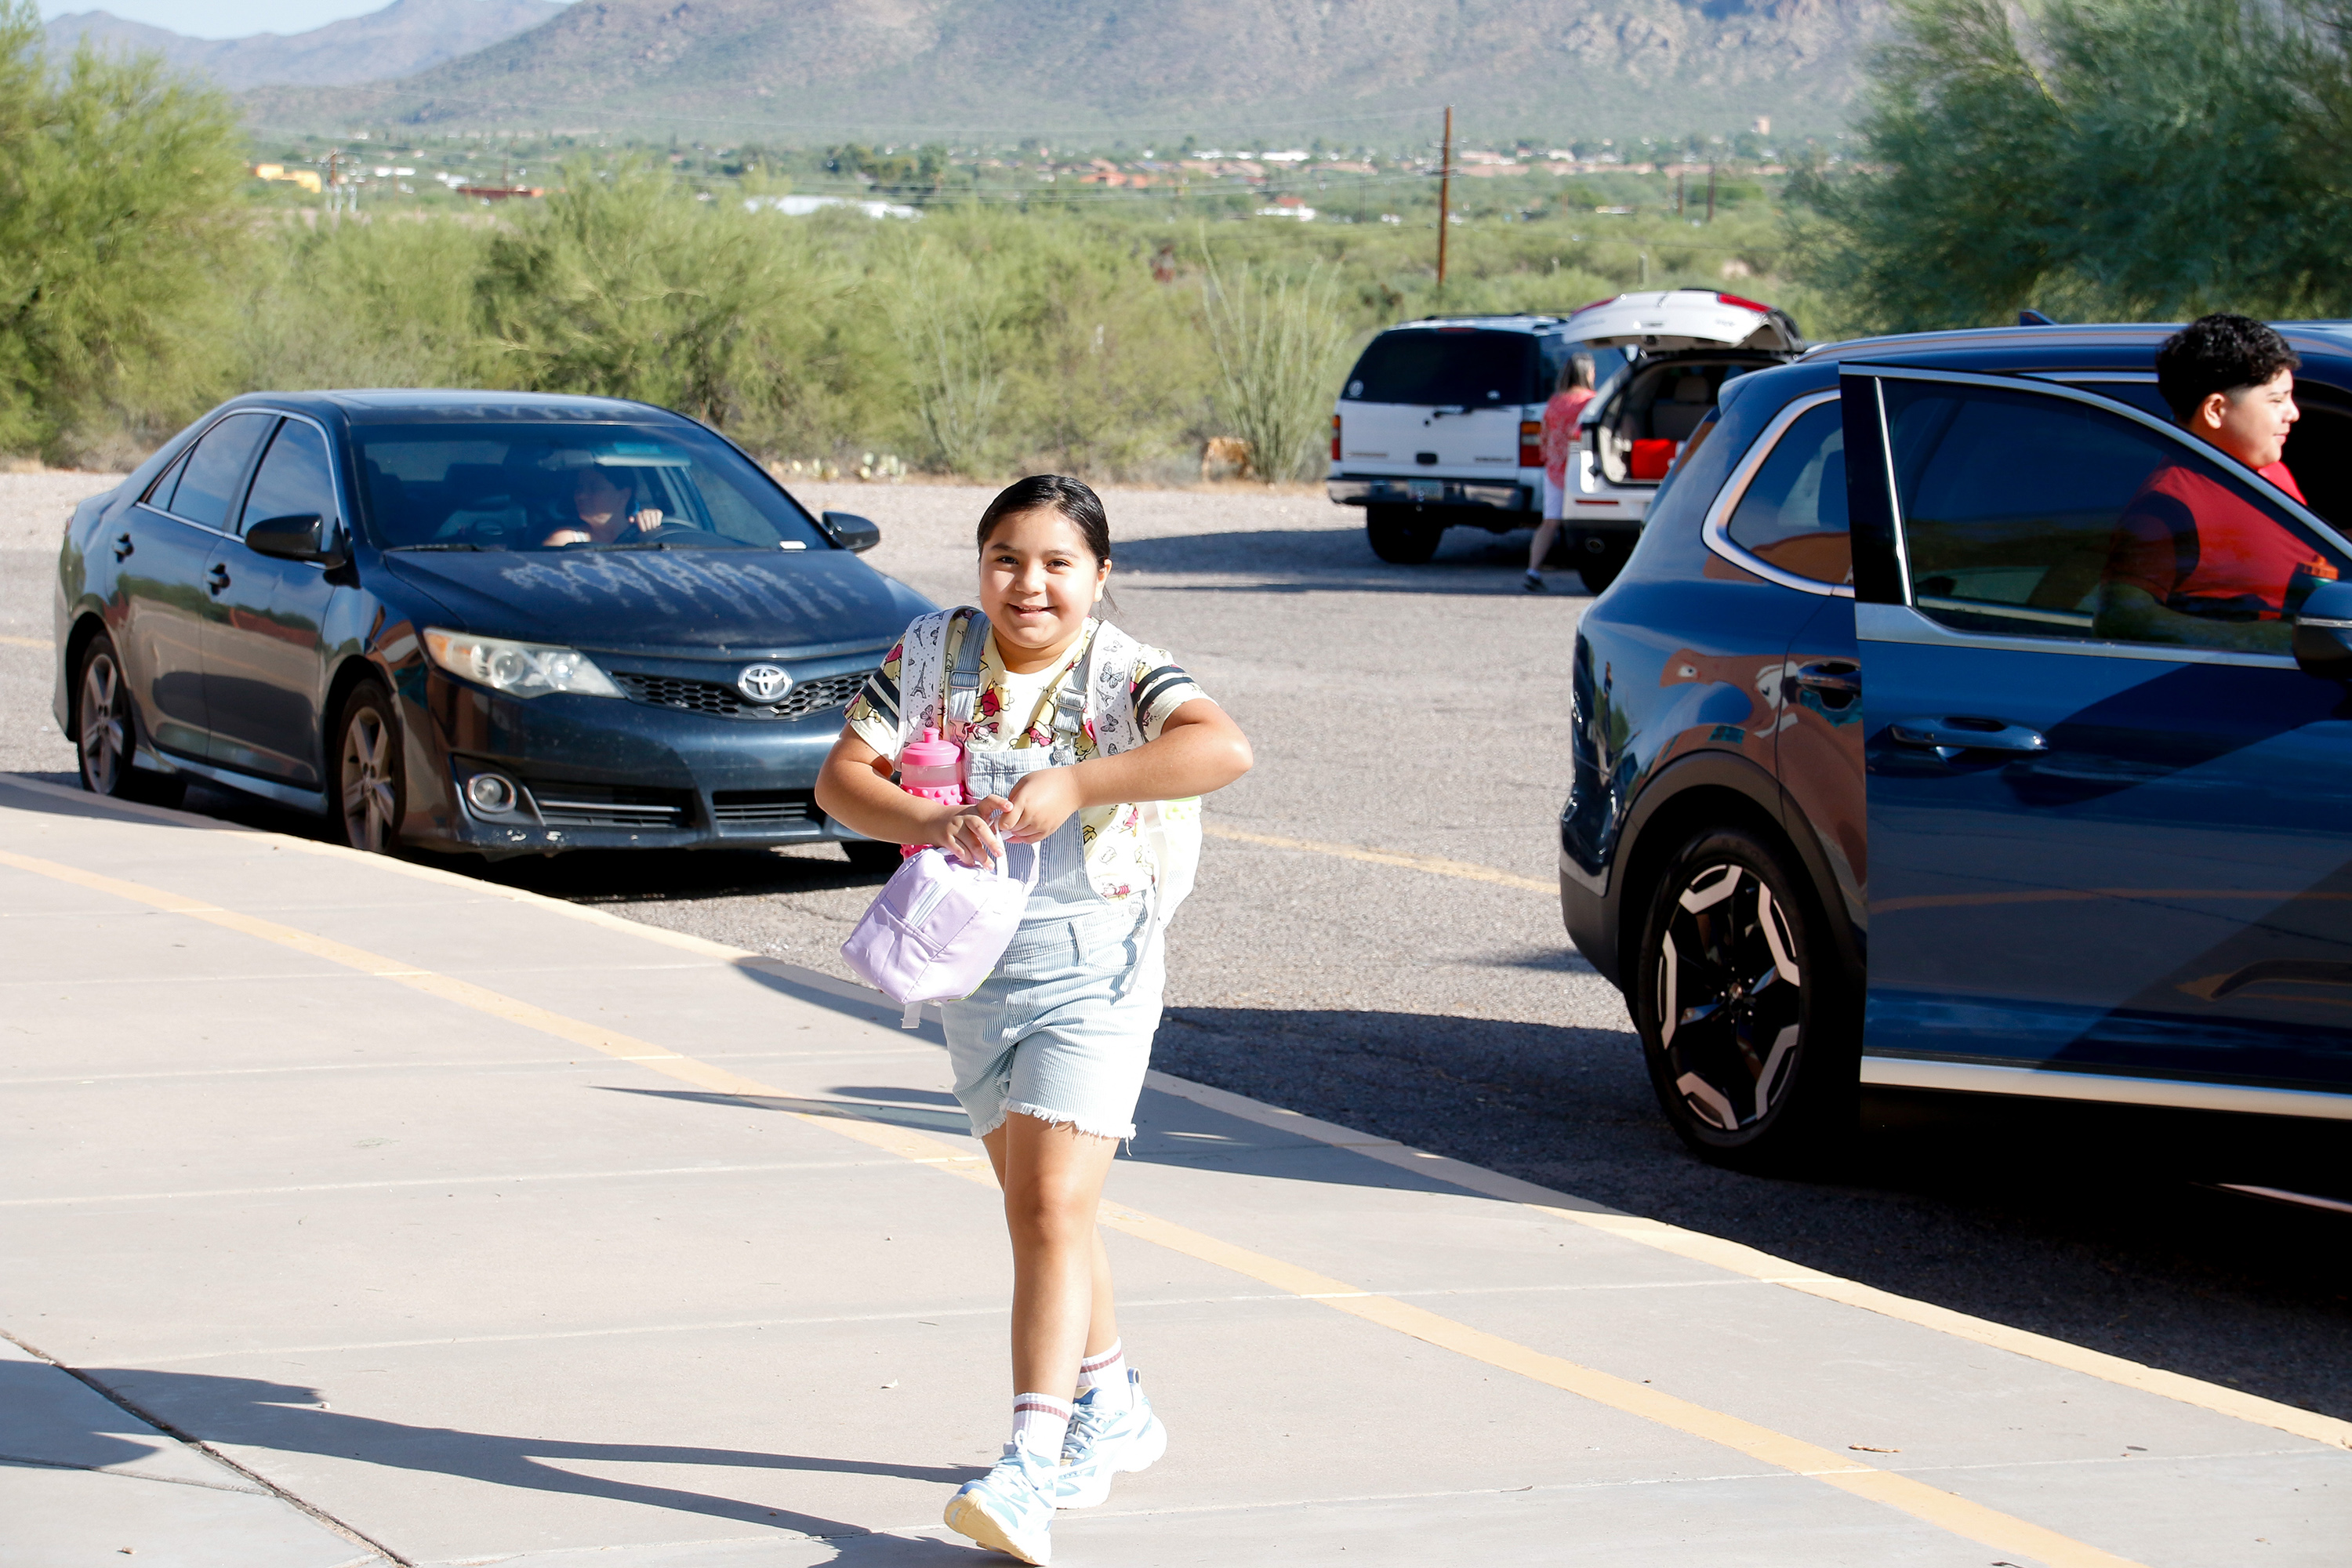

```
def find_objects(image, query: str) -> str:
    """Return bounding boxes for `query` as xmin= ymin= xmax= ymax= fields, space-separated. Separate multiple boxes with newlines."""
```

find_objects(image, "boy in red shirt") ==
xmin=2100 ymin=314 xmax=2334 ymax=652
xmin=1525 ymin=353 xmax=1599 ymax=592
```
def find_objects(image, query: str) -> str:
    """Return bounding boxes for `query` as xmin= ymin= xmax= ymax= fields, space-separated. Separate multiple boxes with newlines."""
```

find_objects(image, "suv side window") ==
xmin=1882 ymin=380 xmax=2347 ymax=652
xmin=166 ymin=412 xmax=276 ymax=531
xmin=1723 ymin=401 xmax=1847 ymax=584
xmin=238 ymin=419 xmax=339 ymax=536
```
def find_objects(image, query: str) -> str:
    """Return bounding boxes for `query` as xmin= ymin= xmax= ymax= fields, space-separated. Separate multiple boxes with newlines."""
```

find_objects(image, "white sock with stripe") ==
xmin=1078 ymin=1340 xmax=1131 ymax=1410
xmin=1010 ymin=1392 xmax=1072 ymax=1461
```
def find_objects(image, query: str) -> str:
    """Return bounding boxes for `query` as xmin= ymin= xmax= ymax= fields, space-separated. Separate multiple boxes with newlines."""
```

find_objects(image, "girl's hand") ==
xmin=933 ymin=797 xmax=1012 ymax=866
xmin=997 ymin=768 xmax=1083 ymax=843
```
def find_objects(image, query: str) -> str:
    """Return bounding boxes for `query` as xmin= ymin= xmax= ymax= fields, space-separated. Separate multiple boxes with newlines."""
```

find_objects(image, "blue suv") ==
xmin=1561 ymin=324 xmax=2352 ymax=1167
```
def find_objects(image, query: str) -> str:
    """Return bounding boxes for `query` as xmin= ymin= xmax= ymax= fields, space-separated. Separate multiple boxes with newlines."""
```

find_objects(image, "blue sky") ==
xmin=39 ymin=2 xmax=561 ymax=42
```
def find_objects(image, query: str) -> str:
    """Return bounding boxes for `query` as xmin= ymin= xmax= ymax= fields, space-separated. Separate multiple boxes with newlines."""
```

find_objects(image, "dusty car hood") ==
xmin=379 ymin=546 xmax=926 ymax=654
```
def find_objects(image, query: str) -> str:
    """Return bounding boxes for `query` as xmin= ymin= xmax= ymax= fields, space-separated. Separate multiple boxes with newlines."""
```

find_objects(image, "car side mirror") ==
xmin=245 ymin=514 xmax=347 ymax=568
xmin=819 ymin=510 xmax=881 ymax=553
xmin=2292 ymin=579 xmax=2352 ymax=681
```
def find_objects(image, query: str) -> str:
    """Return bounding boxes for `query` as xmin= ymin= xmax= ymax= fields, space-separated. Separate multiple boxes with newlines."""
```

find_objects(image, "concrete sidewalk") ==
xmin=2 ymin=775 xmax=2345 ymax=1567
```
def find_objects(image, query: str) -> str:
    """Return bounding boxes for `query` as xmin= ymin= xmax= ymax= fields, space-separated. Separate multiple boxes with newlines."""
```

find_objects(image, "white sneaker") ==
xmin=944 ymin=1443 xmax=1058 ymax=1563
xmin=1054 ymin=1371 xmax=1167 ymax=1510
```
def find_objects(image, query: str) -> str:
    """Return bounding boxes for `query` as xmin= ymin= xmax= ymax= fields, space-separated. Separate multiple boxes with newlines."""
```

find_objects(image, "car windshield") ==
xmin=354 ymin=422 xmax=829 ymax=553
xmin=1345 ymin=329 xmax=1535 ymax=406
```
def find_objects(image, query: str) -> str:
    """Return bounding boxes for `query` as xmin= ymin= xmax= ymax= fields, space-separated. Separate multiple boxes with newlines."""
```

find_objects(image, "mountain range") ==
xmin=85 ymin=0 xmax=1888 ymax=141
xmin=45 ymin=0 xmax=568 ymax=89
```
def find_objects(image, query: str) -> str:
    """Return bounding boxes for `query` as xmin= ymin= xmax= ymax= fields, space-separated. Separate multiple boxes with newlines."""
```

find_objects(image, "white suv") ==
xmin=1325 ymin=314 xmax=1634 ymax=564
xmin=1557 ymin=290 xmax=1805 ymax=588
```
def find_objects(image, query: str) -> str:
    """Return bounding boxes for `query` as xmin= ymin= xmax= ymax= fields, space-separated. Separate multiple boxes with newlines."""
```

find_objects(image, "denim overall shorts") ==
xmin=935 ymin=636 xmax=1163 ymax=1142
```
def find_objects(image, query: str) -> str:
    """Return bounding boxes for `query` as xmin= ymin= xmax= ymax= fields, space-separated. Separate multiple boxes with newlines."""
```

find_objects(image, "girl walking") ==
xmin=816 ymin=475 xmax=1254 ymax=1563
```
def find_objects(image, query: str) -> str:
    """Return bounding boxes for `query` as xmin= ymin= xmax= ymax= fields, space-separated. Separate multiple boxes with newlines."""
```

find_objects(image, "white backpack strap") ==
xmin=891 ymin=608 xmax=958 ymax=761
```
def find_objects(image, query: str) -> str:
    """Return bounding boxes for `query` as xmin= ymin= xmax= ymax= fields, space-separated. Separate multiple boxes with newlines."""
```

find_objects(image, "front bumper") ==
xmin=1327 ymin=475 xmax=1533 ymax=511
xmin=401 ymin=650 xmax=884 ymax=857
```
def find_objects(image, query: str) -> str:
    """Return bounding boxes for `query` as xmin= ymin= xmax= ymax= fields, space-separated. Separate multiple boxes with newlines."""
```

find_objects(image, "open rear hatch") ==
xmin=1563 ymin=289 xmax=1803 ymax=354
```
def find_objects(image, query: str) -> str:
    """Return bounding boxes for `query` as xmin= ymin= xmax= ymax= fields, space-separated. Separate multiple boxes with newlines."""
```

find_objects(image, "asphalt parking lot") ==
xmin=5 ymin=470 xmax=2349 ymax=1428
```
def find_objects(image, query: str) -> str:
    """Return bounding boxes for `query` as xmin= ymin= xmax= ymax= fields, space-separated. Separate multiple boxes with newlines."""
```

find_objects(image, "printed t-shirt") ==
xmin=847 ymin=612 xmax=1208 ymax=901
xmin=1542 ymin=388 xmax=1595 ymax=486
xmin=2103 ymin=459 xmax=2335 ymax=621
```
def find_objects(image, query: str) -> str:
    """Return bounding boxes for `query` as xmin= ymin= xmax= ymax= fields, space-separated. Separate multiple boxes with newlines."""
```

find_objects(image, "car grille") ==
xmin=710 ymin=789 xmax=820 ymax=826
xmin=527 ymin=781 xmax=695 ymax=829
xmin=611 ymin=669 xmax=869 ymax=720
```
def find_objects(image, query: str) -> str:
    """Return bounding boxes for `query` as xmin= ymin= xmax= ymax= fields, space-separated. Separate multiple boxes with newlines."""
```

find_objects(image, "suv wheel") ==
xmin=1577 ymin=536 xmax=1633 ymax=594
xmin=1632 ymin=826 xmax=1857 ymax=1171
xmin=1366 ymin=506 xmax=1443 ymax=564
xmin=332 ymin=680 xmax=404 ymax=853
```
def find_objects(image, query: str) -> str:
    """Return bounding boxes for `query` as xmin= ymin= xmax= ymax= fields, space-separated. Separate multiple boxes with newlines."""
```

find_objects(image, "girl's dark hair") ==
xmin=976 ymin=474 xmax=1112 ymax=562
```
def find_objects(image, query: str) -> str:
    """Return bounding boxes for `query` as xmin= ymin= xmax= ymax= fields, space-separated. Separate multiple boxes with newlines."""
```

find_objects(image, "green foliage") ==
xmin=1199 ymin=250 xmax=1352 ymax=482
xmin=0 ymin=0 xmax=246 ymax=461
xmin=1793 ymin=0 xmax=2352 ymax=331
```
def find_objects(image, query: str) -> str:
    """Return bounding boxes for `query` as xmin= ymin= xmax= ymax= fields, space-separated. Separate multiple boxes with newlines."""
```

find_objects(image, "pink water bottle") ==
xmin=896 ymin=727 xmax=966 ymax=858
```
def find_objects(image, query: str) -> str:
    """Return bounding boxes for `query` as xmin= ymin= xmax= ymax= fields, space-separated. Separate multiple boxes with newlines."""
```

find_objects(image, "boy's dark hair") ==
xmin=2155 ymin=314 xmax=2300 ymax=422
xmin=976 ymin=474 xmax=1112 ymax=562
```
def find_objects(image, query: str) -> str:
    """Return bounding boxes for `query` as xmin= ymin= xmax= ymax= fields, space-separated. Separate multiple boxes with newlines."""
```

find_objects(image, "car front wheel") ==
xmin=1366 ymin=506 xmax=1443 ymax=564
xmin=332 ymin=680 xmax=404 ymax=854
xmin=1632 ymin=826 xmax=1857 ymax=1171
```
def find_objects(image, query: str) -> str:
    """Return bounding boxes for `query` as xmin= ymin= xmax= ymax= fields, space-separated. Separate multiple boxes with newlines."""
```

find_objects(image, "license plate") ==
xmin=1409 ymin=479 xmax=1443 ymax=502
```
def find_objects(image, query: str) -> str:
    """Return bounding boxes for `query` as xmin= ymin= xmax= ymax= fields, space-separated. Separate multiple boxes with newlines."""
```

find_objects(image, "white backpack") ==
xmin=896 ymin=607 xmax=1201 ymax=928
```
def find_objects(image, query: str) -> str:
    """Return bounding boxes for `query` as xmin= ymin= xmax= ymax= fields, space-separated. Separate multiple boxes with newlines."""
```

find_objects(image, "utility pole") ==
xmin=1675 ymin=169 xmax=1684 ymax=218
xmin=325 ymin=149 xmax=339 ymax=223
xmin=1436 ymin=106 xmax=1452 ymax=296
xmin=1706 ymin=162 xmax=1716 ymax=224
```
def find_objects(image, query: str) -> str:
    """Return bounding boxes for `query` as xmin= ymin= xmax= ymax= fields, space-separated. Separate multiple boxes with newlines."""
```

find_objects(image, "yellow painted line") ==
xmin=5 ymin=772 xmax=2347 ymax=1456
xmin=1147 ymin=1071 xmax=2352 ymax=1454
xmin=0 ymin=633 xmax=49 ymax=650
xmin=0 ymin=844 xmax=2165 ymax=1566
xmin=1203 ymin=821 xmax=1554 ymax=893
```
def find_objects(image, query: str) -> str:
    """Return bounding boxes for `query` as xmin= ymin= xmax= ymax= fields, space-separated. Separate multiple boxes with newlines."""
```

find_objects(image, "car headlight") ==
xmin=423 ymin=629 xmax=623 ymax=699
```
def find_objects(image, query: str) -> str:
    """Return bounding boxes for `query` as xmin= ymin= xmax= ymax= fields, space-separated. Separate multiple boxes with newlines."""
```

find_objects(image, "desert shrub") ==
xmin=1198 ymin=250 xmax=1352 ymax=482
xmin=1792 ymin=0 xmax=2352 ymax=330
xmin=0 ymin=0 xmax=247 ymax=461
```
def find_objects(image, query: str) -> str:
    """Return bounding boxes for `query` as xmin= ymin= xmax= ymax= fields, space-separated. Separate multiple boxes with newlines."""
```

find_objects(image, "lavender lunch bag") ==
xmin=840 ymin=844 xmax=1041 ymax=1027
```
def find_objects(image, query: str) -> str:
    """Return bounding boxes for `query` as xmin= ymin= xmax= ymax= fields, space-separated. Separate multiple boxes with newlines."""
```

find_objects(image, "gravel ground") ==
xmin=5 ymin=470 xmax=2347 ymax=1419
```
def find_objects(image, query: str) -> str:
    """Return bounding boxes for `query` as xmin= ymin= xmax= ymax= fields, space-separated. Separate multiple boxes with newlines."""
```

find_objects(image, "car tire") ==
xmin=841 ymin=838 xmax=905 ymax=873
xmin=1577 ymin=537 xmax=1633 ymax=594
xmin=74 ymin=631 xmax=183 ymax=807
xmin=331 ymin=679 xmax=405 ymax=854
xmin=1632 ymin=825 xmax=1858 ymax=1172
xmin=1366 ymin=506 xmax=1443 ymax=564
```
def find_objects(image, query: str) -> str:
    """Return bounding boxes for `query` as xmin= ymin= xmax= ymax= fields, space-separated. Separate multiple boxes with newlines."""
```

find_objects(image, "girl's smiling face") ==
xmin=978 ymin=506 xmax=1109 ymax=672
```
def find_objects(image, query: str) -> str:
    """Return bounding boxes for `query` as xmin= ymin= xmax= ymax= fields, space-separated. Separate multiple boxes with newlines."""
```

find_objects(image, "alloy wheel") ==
xmin=339 ymin=702 xmax=397 ymax=852
xmin=1652 ymin=859 xmax=1807 ymax=1135
xmin=78 ymin=648 xmax=128 ymax=795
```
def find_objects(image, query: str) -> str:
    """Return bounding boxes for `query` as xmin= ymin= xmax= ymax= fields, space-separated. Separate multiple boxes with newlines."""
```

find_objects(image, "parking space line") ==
xmin=0 ymin=633 xmax=49 ymax=650
xmin=5 ymin=773 xmax=2347 ymax=1458
xmin=1202 ymin=821 xmax=1555 ymax=892
xmin=0 ymin=844 xmax=2160 ymax=1568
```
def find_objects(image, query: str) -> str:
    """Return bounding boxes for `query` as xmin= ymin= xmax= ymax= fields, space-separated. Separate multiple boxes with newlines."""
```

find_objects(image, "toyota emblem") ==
xmin=736 ymin=663 xmax=793 ymax=703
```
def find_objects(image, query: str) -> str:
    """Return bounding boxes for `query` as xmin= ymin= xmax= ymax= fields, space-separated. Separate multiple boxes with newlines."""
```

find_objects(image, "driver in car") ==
xmin=2097 ymin=313 xmax=2334 ymax=652
xmin=540 ymin=462 xmax=663 ymax=547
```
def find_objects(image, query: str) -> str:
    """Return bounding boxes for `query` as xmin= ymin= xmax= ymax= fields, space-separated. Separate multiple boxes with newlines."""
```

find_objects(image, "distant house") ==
xmin=455 ymin=185 xmax=547 ymax=201
xmin=252 ymin=163 xmax=322 ymax=194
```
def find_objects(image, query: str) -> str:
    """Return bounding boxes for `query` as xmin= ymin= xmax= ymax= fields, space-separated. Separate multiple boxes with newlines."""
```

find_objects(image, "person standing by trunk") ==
xmin=1526 ymin=352 xmax=1599 ymax=591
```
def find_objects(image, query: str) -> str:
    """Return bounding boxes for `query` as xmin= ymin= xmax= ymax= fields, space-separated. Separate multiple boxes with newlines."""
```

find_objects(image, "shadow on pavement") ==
xmin=1114 ymin=524 xmax=1595 ymax=596
xmin=42 ymin=1363 xmax=973 ymax=1561
xmin=1156 ymin=1003 xmax=2352 ymax=1424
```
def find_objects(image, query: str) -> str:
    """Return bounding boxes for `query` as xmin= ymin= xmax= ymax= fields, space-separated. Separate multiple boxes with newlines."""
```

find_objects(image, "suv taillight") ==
xmin=1519 ymin=419 xmax=1543 ymax=469
xmin=1332 ymin=413 xmax=1342 ymax=461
